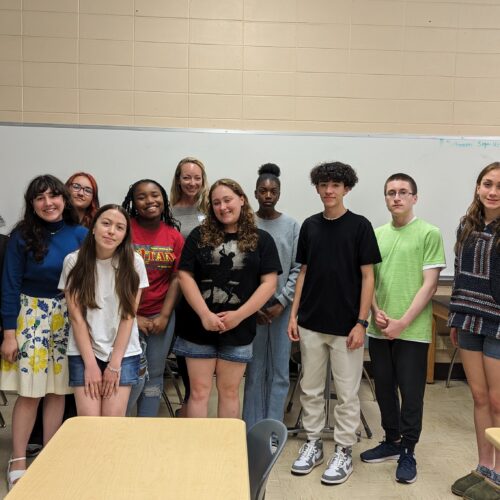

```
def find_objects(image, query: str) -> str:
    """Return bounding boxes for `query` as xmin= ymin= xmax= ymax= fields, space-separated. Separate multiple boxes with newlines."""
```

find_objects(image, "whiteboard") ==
xmin=1 ymin=123 xmax=499 ymax=277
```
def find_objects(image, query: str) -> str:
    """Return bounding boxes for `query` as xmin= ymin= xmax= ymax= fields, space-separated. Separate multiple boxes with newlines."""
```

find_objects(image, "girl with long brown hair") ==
xmin=59 ymin=204 xmax=148 ymax=417
xmin=449 ymin=163 xmax=500 ymax=499
xmin=172 ymin=179 xmax=281 ymax=418
xmin=1 ymin=175 xmax=87 ymax=490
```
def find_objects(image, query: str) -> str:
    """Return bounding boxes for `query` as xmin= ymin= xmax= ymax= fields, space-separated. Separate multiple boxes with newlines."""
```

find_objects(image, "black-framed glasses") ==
xmin=70 ymin=183 xmax=93 ymax=196
xmin=385 ymin=190 xmax=414 ymax=199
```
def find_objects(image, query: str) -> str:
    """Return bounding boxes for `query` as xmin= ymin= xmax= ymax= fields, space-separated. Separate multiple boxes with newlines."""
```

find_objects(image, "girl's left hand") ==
xmin=150 ymin=314 xmax=169 ymax=335
xmin=102 ymin=366 xmax=120 ymax=398
xmin=216 ymin=311 xmax=243 ymax=332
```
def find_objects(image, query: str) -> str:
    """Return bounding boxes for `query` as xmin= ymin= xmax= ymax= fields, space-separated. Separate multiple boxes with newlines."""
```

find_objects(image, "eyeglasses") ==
xmin=70 ymin=183 xmax=93 ymax=196
xmin=385 ymin=190 xmax=414 ymax=199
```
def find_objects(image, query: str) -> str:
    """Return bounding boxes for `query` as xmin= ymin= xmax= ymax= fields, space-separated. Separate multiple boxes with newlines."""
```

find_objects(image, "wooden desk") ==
xmin=427 ymin=294 xmax=451 ymax=383
xmin=486 ymin=427 xmax=500 ymax=449
xmin=7 ymin=417 xmax=250 ymax=500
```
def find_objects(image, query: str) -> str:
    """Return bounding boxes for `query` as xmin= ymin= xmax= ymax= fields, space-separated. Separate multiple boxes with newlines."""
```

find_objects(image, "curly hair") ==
xmin=170 ymin=157 xmax=209 ymax=214
xmin=310 ymin=161 xmax=358 ymax=188
xmin=456 ymin=162 xmax=500 ymax=252
xmin=200 ymin=179 xmax=258 ymax=252
xmin=13 ymin=174 xmax=78 ymax=262
xmin=65 ymin=171 xmax=100 ymax=228
xmin=65 ymin=204 xmax=140 ymax=321
xmin=122 ymin=179 xmax=180 ymax=230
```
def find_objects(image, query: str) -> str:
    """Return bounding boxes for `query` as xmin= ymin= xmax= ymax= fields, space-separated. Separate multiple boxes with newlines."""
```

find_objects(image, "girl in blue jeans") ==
xmin=242 ymin=164 xmax=300 ymax=429
xmin=123 ymin=180 xmax=184 ymax=417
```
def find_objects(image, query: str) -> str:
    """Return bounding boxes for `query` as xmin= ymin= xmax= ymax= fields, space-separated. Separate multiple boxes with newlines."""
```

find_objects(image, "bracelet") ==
xmin=106 ymin=365 xmax=121 ymax=374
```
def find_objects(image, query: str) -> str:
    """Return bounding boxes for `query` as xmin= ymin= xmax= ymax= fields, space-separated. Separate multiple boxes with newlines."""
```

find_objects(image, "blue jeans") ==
xmin=242 ymin=305 xmax=291 ymax=429
xmin=127 ymin=312 xmax=175 ymax=417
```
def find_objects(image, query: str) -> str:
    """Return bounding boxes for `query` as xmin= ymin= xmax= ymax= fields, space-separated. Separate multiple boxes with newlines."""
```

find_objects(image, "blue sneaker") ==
xmin=396 ymin=448 xmax=417 ymax=484
xmin=360 ymin=440 xmax=400 ymax=463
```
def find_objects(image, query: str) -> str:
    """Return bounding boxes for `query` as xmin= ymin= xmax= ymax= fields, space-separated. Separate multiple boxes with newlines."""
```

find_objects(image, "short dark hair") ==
xmin=384 ymin=173 xmax=418 ymax=195
xmin=310 ymin=161 xmax=358 ymax=188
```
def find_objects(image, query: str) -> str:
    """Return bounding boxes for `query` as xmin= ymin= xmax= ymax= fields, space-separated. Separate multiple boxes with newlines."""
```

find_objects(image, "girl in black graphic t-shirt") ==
xmin=173 ymin=179 xmax=281 ymax=418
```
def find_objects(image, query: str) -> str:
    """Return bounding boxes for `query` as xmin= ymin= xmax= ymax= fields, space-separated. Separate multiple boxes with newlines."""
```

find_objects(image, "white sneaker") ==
xmin=321 ymin=445 xmax=353 ymax=485
xmin=291 ymin=440 xmax=324 ymax=475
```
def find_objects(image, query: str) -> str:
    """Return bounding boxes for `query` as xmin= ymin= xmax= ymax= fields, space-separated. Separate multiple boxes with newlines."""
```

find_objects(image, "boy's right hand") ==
xmin=287 ymin=316 xmax=300 ymax=341
xmin=374 ymin=310 xmax=389 ymax=329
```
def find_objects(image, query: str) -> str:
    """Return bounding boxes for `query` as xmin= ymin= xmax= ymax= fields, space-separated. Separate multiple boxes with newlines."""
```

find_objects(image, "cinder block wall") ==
xmin=1 ymin=0 xmax=499 ymax=134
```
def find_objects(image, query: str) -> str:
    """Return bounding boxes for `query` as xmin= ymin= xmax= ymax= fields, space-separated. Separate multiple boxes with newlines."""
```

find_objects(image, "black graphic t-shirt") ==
xmin=176 ymin=227 xmax=282 ymax=346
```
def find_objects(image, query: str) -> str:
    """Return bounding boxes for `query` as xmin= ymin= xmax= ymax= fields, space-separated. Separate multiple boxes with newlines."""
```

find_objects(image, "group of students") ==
xmin=0 ymin=158 xmax=498 ymax=500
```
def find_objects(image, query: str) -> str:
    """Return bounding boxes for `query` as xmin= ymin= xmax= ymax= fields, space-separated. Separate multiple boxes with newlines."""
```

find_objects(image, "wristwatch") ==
xmin=357 ymin=319 xmax=369 ymax=328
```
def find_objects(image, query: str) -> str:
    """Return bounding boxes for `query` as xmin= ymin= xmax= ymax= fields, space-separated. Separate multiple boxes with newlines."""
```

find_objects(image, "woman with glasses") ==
xmin=66 ymin=172 xmax=100 ymax=228
xmin=449 ymin=163 xmax=500 ymax=499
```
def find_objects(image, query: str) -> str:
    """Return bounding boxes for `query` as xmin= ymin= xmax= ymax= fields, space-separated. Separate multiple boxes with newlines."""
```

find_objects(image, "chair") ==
xmin=0 ymin=389 xmax=7 ymax=428
xmin=247 ymin=419 xmax=288 ymax=500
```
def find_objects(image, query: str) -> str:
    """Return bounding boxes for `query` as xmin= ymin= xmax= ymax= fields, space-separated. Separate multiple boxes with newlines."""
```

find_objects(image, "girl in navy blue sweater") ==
xmin=0 ymin=175 xmax=87 ymax=490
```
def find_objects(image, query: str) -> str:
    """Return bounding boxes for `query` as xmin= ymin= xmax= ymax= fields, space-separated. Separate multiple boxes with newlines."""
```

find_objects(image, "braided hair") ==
xmin=122 ymin=179 xmax=180 ymax=230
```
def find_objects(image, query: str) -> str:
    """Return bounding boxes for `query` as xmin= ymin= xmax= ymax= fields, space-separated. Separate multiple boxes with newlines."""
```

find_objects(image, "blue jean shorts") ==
xmin=458 ymin=330 xmax=500 ymax=360
xmin=68 ymin=354 xmax=140 ymax=386
xmin=173 ymin=337 xmax=253 ymax=363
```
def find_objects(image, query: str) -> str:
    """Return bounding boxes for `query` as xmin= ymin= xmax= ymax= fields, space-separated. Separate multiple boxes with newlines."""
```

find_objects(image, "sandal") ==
xmin=7 ymin=456 xmax=26 ymax=490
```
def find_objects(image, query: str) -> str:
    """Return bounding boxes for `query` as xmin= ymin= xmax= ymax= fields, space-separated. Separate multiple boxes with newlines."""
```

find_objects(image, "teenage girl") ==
xmin=1 ymin=175 xmax=87 ymax=489
xmin=449 ymin=163 xmax=500 ymax=499
xmin=173 ymin=178 xmax=281 ymax=418
xmin=122 ymin=180 xmax=184 ymax=417
xmin=65 ymin=172 xmax=100 ymax=228
xmin=60 ymin=204 xmax=148 ymax=417
xmin=242 ymin=164 xmax=300 ymax=429
xmin=170 ymin=157 xmax=209 ymax=416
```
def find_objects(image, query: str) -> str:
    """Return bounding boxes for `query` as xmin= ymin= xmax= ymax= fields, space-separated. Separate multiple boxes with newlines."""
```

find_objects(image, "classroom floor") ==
xmin=0 ymin=375 xmax=474 ymax=499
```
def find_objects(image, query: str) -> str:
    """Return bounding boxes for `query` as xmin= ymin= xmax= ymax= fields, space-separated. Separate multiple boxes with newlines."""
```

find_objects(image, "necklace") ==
xmin=322 ymin=209 xmax=347 ymax=221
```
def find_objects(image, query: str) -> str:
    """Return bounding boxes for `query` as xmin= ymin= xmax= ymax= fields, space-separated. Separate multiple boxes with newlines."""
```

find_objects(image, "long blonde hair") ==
xmin=200 ymin=179 xmax=258 ymax=253
xmin=170 ymin=157 xmax=209 ymax=213
xmin=455 ymin=162 xmax=500 ymax=252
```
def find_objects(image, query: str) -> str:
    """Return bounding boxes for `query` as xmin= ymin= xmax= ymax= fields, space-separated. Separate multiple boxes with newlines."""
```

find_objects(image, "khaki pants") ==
xmin=299 ymin=327 xmax=364 ymax=447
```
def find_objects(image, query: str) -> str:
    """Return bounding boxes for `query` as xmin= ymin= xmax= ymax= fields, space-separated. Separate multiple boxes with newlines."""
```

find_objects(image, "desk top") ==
xmin=7 ymin=417 xmax=250 ymax=500
xmin=486 ymin=427 xmax=500 ymax=449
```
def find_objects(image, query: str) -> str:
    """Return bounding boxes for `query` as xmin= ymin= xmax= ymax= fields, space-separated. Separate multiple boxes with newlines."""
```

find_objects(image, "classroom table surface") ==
xmin=486 ymin=427 xmax=500 ymax=450
xmin=6 ymin=417 xmax=250 ymax=500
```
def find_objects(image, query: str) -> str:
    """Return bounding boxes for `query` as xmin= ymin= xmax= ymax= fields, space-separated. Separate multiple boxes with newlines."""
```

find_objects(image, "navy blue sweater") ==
xmin=1 ymin=221 xmax=87 ymax=329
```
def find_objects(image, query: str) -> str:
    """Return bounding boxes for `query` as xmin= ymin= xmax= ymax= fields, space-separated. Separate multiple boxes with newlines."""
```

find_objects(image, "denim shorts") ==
xmin=458 ymin=330 xmax=500 ymax=360
xmin=173 ymin=337 xmax=253 ymax=363
xmin=68 ymin=354 xmax=140 ymax=386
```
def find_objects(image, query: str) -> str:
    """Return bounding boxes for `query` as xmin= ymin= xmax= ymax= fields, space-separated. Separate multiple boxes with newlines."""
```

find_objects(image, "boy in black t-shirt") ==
xmin=288 ymin=162 xmax=381 ymax=485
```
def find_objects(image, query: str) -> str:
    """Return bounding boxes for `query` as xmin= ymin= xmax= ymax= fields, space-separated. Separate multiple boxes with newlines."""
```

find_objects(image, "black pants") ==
xmin=368 ymin=337 xmax=429 ymax=451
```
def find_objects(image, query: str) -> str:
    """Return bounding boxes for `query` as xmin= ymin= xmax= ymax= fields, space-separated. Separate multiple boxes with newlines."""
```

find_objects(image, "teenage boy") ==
xmin=288 ymin=161 xmax=381 ymax=485
xmin=360 ymin=173 xmax=445 ymax=484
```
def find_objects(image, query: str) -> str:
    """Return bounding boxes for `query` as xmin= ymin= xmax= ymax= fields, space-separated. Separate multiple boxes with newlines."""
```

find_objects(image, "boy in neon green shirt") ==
xmin=360 ymin=173 xmax=445 ymax=485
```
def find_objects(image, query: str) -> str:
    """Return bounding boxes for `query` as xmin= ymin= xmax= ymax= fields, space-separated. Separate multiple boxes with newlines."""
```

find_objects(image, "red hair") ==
xmin=65 ymin=172 xmax=100 ymax=228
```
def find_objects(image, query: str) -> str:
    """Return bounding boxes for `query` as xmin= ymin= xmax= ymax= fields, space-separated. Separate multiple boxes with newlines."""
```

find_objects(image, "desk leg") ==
xmin=426 ymin=317 xmax=436 ymax=384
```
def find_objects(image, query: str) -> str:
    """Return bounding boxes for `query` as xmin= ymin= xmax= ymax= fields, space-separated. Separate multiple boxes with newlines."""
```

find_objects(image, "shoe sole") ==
xmin=396 ymin=474 xmax=417 ymax=484
xmin=360 ymin=455 xmax=399 ymax=463
xmin=321 ymin=468 xmax=353 ymax=485
xmin=291 ymin=457 xmax=324 ymax=475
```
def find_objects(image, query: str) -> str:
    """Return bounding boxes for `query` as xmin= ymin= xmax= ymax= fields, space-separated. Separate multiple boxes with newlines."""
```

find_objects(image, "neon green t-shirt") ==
xmin=367 ymin=218 xmax=446 ymax=343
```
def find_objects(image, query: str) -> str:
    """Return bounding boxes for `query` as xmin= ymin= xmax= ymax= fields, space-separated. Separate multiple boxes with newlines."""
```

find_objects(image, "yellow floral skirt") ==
xmin=0 ymin=294 xmax=72 ymax=397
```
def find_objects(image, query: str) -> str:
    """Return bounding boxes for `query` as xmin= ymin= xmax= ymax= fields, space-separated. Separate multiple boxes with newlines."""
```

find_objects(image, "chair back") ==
xmin=247 ymin=419 xmax=287 ymax=500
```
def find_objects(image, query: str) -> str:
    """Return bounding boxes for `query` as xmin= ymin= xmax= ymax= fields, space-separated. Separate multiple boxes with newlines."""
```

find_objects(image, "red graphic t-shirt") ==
xmin=130 ymin=218 xmax=184 ymax=316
